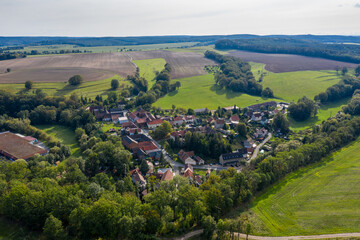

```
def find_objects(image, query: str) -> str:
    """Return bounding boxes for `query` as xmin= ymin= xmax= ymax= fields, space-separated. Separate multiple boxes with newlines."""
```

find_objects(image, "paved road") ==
xmin=250 ymin=133 xmax=272 ymax=161
xmin=171 ymin=229 xmax=360 ymax=240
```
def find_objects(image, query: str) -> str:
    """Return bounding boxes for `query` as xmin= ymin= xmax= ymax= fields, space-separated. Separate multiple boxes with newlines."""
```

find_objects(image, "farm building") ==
xmin=0 ymin=132 xmax=47 ymax=160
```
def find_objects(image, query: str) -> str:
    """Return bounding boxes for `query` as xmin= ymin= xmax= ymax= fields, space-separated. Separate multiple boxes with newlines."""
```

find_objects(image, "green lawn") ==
xmin=263 ymin=70 xmax=341 ymax=102
xmin=0 ymin=74 xmax=130 ymax=99
xmin=36 ymin=125 xmax=80 ymax=157
xmin=289 ymin=97 xmax=351 ymax=131
xmin=154 ymin=74 xmax=277 ymax=110
xmin=133 ymin=58 xmax=166 ymax=88
xmin=246 ymin=138 xmax=360 ymax=236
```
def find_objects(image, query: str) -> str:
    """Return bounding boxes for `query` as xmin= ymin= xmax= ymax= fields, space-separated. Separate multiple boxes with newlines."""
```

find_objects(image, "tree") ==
xmin=187 ymin=108 xmax=195 ymax=115
xmin=154 ymin=121 xmax=173 ymax=139
xmin=202 ymin=215 xmax=216 ymax=239
xmin=140 ymin=159 xmax=149 ymax=176
xmin=288 ymin=96 xmax=317 ymax=121
xmin=24 ymin=81 xmax=33 ymax=90
xmin=355 ymin=65 xmax=360 ymax=77
xmin=68 ymin=75 xmax=84 ymax=86
xmin=111 ymin=79 xmax=119 ymax=90
xmin=272 ymin=112 xmax=289 ymax=133
xmin=261 ymin=87 xmax=274 ymax=98
xmin=341 ymin=67 xmax=348 ymax=76
xmin=246 ymin=223 xmax=252 ymax=240
xmin=237 ymin=122 xmax=247 ymax=138
xmin=43 ymin=215 xmax=67 ymax=240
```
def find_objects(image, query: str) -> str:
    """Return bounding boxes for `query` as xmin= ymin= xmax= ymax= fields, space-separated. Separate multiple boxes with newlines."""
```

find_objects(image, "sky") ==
xmin=1 ymin=0 xmax=360 ymax=36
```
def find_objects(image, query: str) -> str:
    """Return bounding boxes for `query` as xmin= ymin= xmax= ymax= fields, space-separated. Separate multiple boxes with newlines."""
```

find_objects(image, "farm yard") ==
xmin=228 ymin=50 xmax=357 ymax=73
xmin=241 ymin=137 xmax=360 ymax=236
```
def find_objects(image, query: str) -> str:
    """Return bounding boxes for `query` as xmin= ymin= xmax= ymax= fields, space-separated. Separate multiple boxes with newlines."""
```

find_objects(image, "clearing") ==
xmin=133 ymin=58 xmax=166 ymax=88
xmin=228 ymin=50 xmax=357 ymax=73
xmin=36 ymin=125 xmax=80 ymax=157
xmin=243 ymin=137 xmax=360 ymax=236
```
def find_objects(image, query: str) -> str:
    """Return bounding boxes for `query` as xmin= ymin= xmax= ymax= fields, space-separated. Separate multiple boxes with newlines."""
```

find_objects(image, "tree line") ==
xmin=215 ymin=38 xmax=360 ymax=64
xmin=205 ymin=50 xmax=274 ymax=97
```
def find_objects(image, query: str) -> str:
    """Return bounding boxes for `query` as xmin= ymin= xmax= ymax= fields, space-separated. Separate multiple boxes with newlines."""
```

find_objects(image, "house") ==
xmin=117 ymin=116 xmax=129 ymax=124
xmin=170 ymin=130 xmax=187 ymax=141
xmin=184 ymin=115 xmax=196 ymax=124
xmin=194 ymin=156 xmax=205 ymax=165
xmin=183 ymin=164 xmax=194 ymax=178
xmin=147 ymin=119 xmax=163 ymax=130
xmin=219 ymin=152 xmax=243 ymax=166
xmin=229 ymin=115 xmax=240 ymax=125
xmin=178 ymin=150 xmax=196 ymax=165
xmin=129 ymin=168 xmax=146 ymax=188
xmin=121 ymin=121 xmax=137 ymax=129
xmin=222 ymin=106 xmax=239 ymax=112
xmin=251 ymin=112 xmax=262 ymax=122
xmin=254 ymin=128 xmax=268 ymax=140
xmin=161 ymin=169 xmax=174 ymax=181
xmin=173 ymin=116 xmax=185 ymax=126
xmin=0 ymin=132 xmax=48 ymax=160
xmin=214 ymin=119 xmax=225 ymax=129
xmin=243 ymin=139 xmax=256 ymax=154
xmin=146 ymin=161 xmax=154 ymax=175
xmin=126 ymin=128 xmax=142 ymax=135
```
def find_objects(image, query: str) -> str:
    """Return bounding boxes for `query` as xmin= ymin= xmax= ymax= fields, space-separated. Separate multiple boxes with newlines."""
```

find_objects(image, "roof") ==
xmin=23 ymin=136 xmax=37 ymax=142
xmin=130 ymin=168 xmax=146 ymax=184
xmin=178 ymin=149 xmax=195 ymax=162
xmin=0 ymin=132 xmax=47 ymax=160
xmin=174 ymin=116 xmax=184 ymax=121
xmin=220 ymin=152 xmax=243 ymax=160
xmin=147 ymin=119 xmax=163 ymax=125
xmin=215 ymin=119 xmax=225 ymax=124
xmin=161 ymin=169 xmax=174 ymax=181
xmin=230 ymin=115 xmax=240 ymax=122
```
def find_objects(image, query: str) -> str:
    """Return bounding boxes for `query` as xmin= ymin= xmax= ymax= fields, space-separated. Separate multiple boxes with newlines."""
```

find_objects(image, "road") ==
xmin=171 ymin=229 xmax=360 ymax=240
xmin=250 ymin=133 xmax=272 ymax=161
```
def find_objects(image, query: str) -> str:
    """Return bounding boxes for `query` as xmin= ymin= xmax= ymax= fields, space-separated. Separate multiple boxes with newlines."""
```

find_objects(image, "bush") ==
xmin=68 ymin=75 xmax=84 ymax=86
xmin=25 ymin=81 xmax=33 ymax=90
xmin=111 ymin=79 xmax=119 ymax=90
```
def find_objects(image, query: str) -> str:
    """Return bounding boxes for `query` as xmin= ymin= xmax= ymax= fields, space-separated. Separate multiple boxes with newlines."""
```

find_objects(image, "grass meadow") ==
xmin=0 ymin=74 xmax=130 ymax=99
xmin=133 ymin=58 xmax=166 ymax=88
xmin=238 ymin=137 xmax=360 ymax=236
xmin=36 ymin=125 xmax=80 ymax=157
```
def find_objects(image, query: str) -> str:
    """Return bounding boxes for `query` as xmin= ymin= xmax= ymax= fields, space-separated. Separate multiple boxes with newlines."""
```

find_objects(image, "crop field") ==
xmin=10 ymin=42 xmax=200 ymax=55
xmin=128 ymin=50 xmax=216 ymax=79
xmin=133 ymin=58 xmax=166 ymax=88
xmin=154 ymin=74 xmax=277 ymax=110
xmin=245 ymin=137 xmax=360 ymax=236
xmin=229 ymin=50 xmax=357 ymax=73
xmin=0 ymin=52 xmax=135 ymax=83
xmin=36 ymin=125 xmax=80 ymax=157
xmin=0 ymin=74 xmax=130 ymax=98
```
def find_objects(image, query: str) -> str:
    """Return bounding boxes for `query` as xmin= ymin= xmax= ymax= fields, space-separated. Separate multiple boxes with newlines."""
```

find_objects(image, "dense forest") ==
xmin=204 ymin=50 xmax=273 ymax=97
xmin=215 ymin=38 xmax=360 ymax=64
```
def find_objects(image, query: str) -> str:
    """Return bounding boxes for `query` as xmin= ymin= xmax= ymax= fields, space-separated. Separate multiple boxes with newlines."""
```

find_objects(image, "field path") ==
xmin=125 ymin=53 xmax=138 ymax=68
xmin=171 ymin=230 xmax=360 ymax=240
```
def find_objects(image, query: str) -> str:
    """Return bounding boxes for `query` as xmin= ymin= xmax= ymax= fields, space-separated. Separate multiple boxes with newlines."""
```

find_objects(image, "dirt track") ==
xmin=229 ymin=50 xmax=357 ymax=73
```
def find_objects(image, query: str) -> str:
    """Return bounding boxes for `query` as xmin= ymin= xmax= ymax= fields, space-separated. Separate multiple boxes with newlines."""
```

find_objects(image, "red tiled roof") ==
xmin=174 ymin=116 xmax=184 ymax=121
xmin=230 ymin=115 xmax=240 ymax=122
xmin=148 ymin=119 xmax=163 ymax=125
xmin=161 ymin=169 xmax=173 ymax=181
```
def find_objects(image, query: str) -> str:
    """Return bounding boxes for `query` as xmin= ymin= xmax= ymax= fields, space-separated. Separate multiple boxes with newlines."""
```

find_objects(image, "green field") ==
xmin=245 ymin=138 xmax=360 ymax=236
xmin=0 ymin=74 xmax=130 ymax=99
xmin=154 ymin=74 xmax=277 ymax=109
xmin=36 ymin=125 xmax=80 ymax=157
xmin=263 ymin=70 xmax=341 ymax=102
xmin=289 ymin=97 xmax=351 ymax=131
xmin=133 ymin=58 xmax=166 ymax=88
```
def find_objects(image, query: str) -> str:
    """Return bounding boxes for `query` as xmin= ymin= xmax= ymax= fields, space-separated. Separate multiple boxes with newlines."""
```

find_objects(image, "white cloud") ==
xmin=0 ymin=0 xmax=359 ymax=36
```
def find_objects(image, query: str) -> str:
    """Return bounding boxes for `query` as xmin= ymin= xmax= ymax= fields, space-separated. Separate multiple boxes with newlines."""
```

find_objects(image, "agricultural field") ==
xmin=128 ymin=50 xmax=216 ymax=79
xmin=242 ymin=137 xmax=360 ymax=236
xmin=9 ymin=42 xmax=200 ymax=55
xmin=0 ymin=52 xmax=136 ymax=83
xmin=133 ymin=58 xmax=166 ymax=88
xmin=229 ymin=50 xmax=357 ymax=73
xmin=154 ymin=74 xmax=277 ymax=110
xmin=36 ymin=125 xmax=80 ymax=157
xmin=0 ymin=74 xmax=130 ymax=99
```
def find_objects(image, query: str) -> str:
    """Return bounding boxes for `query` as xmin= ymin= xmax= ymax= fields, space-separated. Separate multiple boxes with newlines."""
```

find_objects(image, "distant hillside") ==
xmin=216 ymin=37 xmax=360 ymax=64
xmin=1 ymin=34 xmax=360 ymax=47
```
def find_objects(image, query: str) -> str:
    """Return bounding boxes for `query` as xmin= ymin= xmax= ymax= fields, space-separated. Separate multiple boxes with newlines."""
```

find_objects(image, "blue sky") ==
xmin=1 ymin=0 xmax=360 ymax=36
